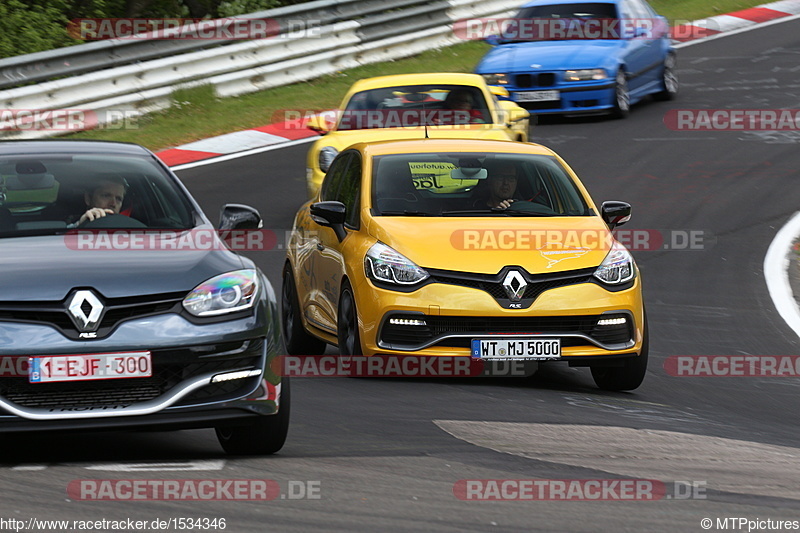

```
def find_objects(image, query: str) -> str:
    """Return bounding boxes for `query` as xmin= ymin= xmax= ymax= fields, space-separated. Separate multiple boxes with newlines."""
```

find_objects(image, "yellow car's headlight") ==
xmin=593 ymin=241 xmax=635 ymax=285
xmin=319 ymin=146 xmax=339 ymax=172
xmin=365 ymin=243 xmax=429 ymax=286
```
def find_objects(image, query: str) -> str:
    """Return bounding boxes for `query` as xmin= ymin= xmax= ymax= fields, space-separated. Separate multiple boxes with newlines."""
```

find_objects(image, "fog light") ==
xmin=597 ymin=317 xmax=627 ymax=326
xmin=211 ymin=369 xmax=262 ymax=383
xmin=389 ymin=318 xmax=427 ymax=326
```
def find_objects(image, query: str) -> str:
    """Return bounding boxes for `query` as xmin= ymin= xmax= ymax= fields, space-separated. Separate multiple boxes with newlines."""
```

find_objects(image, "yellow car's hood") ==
xmin=367 ymin=216 xmax=615 ymax=275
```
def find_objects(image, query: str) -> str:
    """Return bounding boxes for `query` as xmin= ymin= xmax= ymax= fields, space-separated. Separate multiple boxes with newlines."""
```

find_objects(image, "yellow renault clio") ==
xmin=305 ymin=73 xmax=530 ymax=198
xmin=283 ymin=138 xmax=647 ymax=390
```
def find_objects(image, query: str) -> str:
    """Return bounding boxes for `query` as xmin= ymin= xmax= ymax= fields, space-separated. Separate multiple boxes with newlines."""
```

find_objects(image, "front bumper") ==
xmin=506 ymin=83 xmax=616 ymax=114
xmin=355 ymin=276 xmax=644 ymax=357
xmin=0 ymin=302 xmax=283 ymax=432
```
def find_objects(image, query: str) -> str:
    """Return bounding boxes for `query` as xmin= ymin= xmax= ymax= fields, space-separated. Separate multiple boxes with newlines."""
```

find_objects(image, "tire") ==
xmin=653 ymin=53 xmax=678 ymax=101
xmin=610 ymin=68 xmax=630 ymax=119
xmin=282 ymin=265 xmax=327 ymax=355
xmin=215 ymin=377 xmax=291 ymax=455
xmin=337 ymin=281 xmax=363 ymax=356
xmin=591 ymin=316 xmax=648 ymax=391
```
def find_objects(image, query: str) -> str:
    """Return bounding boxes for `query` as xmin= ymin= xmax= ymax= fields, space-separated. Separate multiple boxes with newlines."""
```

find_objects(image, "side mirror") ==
xmin=486 ymin=35 xmax=500 ymax=46
xmin=310 ymin=201 xmax=347 ymax=242
xmin=306 ymin=115 xmax=331 ymax=134
xmin=498 ymin=101 xmax=529 ymax=124
xmin=489 ymin=85 xmax=510 ymax=99
xmin=601 ymin=201 xmax=631 ymax=229
xmin=219 ymin=204 xmax=262 ymax=230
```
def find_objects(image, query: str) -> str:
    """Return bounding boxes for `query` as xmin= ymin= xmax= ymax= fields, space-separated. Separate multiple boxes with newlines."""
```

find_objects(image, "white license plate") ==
xmin=516 ymin=90 xmax=560 ymax=102
xmin=471 ymin=338 xmax=561 ymax=360
xmin=29 ymin=351 xmax=152 ymax=383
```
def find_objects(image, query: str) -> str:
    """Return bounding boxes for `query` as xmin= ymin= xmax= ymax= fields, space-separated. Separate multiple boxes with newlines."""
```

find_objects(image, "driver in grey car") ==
xmin=70 ymin=176 xmax=127 ymax=227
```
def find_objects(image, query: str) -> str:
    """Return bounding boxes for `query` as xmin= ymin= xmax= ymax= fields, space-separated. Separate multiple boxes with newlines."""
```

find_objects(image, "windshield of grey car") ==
xmin=0 ymin=153 xmax=195 ymax=236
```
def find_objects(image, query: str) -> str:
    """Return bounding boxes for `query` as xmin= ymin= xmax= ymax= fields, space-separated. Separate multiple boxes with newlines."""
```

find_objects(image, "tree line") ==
xmin=1 ymin=0 xmax=311 ymax=58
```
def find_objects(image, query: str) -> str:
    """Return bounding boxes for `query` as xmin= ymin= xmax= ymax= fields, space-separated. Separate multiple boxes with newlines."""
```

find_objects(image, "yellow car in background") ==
xmin=304 ymin=73 xmax=530 ymax=198
xmin=284 ymin=138 xmax=648 ymax=391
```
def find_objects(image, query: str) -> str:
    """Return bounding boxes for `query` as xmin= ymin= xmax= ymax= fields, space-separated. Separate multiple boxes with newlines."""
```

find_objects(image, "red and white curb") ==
xmin=155 ymin=0 xmax=800 ymax=167
xmin=156 ymin=119 xmax=321 ymax=166
xmin=673 ymin=0 xmax=800 ymax=42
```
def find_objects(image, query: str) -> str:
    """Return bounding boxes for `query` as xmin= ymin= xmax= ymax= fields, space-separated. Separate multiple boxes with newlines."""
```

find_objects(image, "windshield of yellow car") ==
xmin=338 ymin=85 xmax=490 ymax=130
xmin=371 ymin=152 xmax=591 ymax=217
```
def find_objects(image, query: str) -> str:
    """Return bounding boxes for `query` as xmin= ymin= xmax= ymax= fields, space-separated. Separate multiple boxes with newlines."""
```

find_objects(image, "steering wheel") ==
xmin=505 ymin=200 xmax=557 ymax=215
xmin=80 ymin=214 xmax=147 ymax=229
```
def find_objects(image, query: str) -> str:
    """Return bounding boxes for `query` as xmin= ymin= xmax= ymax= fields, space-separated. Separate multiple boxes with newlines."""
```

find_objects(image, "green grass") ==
xmin=69 ymin=0 xmax=767 ymax=152
xmin=650 ymin=0 xmax=764 ymax=22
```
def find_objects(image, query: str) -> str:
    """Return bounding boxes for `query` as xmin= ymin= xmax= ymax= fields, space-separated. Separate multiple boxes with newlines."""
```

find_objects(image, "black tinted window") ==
xmin=320 ymin=153 xmax=352 ymax=202
xmin=0 ymin=153 xmax=194 ymax=236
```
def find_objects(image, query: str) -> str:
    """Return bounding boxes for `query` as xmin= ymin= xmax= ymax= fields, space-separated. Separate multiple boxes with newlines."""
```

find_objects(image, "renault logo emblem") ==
xmin=502 ymin=270 xmax=527 ymax=302
xmin=67 ymin=290 xmax=104 ymax=332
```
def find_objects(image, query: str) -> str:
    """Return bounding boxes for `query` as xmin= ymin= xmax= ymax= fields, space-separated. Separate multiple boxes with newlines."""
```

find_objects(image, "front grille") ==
xmin=520 ymin=101 xmax=562 ymax=110
xmin=0 ymin=292 xmax=185 ymax=340
xmin=0 ymin=339 xmax=265 ymax=410
xmin=538 ymin=73 xmax=555 ymax=86
xmin=515 ymin=73 xmax=556 ymax=88
xmin=380 ymin=314 xmax=633 ymax=349
xmin=427 ymin=266 xmax=594 ymax=308
xmin=516 ymin=74 xmax=534 ymax=88
xmin=6 ymin=382 xmax=163 ymax=409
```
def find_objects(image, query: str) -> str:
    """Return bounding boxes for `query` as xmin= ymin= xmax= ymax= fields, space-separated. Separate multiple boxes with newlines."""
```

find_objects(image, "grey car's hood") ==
xmin=0 ymin=230 xmax=244 ymax=301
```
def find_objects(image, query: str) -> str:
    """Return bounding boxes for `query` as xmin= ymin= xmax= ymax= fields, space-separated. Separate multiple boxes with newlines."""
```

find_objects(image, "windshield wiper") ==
xmin=380 ymin=210 xmax=431 ymax=216
xmin=440 ymin=209 xmax=504 ymax=216
xmin=440 ymin=208 xmax=557 ymax=216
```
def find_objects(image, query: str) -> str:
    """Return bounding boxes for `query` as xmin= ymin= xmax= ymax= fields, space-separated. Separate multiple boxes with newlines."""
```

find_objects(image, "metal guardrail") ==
xmin=0 ymin=0 xmax=520 ymax=139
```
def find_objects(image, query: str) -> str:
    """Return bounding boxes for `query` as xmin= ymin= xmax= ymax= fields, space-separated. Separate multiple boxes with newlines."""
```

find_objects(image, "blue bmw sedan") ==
xmin=474 ymin=0 xmax=677 ymax=117
xmin=0 ymin=140 xmax=287 ymax=455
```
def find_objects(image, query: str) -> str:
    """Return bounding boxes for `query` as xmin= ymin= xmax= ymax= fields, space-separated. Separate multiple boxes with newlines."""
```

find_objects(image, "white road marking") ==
xmin=84 ymin=460 xmax=226 ymax=472
xmin=764 ymin=211 xmax=800 ymax=339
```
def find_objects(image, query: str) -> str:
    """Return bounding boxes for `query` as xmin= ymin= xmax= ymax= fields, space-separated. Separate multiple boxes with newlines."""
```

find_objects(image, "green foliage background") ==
xmin=0 ymin=0 xmax=309 ymax=58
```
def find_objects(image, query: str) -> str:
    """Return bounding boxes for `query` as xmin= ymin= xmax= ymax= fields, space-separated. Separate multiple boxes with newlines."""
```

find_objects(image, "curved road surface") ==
xmin=4 ymin=18 xmax=800 ymax=532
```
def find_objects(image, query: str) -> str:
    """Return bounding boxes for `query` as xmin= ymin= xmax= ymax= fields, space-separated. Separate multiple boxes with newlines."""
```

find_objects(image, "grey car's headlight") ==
xmin=593 ymin=241 xmax=635 ymax=285
xmin=564 ymin=69 xmax=607 ymax=81
xmin=183 ymin=269 xmax=259 ymax=316
xmin=319 ymin=146 xmax=339 ymax=172
xmin=481 ymin=73 xmax=508 ymax=85
xmin=365 ymin=243 xmax=429 ymax=285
